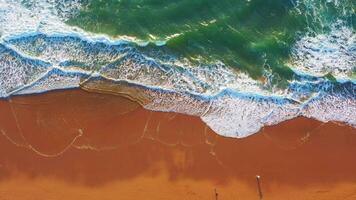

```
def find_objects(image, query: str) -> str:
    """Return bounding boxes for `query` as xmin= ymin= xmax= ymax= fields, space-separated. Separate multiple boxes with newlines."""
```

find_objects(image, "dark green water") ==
xmin=67 ymin=0 xmax=355 ymax=83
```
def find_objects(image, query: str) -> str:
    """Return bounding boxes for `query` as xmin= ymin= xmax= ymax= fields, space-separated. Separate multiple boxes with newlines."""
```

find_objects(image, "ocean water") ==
xmin=0 ymin=0 xmax=355 ymax=137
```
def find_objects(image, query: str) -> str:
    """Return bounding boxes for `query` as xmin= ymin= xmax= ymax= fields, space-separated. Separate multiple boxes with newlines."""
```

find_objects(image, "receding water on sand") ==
xmin=0 ymin=89 xmax=356 ymax=200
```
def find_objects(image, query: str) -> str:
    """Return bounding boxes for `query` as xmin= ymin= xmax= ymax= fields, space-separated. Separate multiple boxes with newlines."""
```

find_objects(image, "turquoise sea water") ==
xmin=67 ymin=0 xmax=355 ymax=83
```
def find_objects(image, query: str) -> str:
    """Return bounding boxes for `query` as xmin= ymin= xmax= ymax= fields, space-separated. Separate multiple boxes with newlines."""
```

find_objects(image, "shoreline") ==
xmin=0 ymin=88 xmax=356 ymax=199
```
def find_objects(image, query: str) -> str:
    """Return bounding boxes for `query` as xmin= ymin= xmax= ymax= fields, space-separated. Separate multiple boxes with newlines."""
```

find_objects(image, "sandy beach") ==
xmin=0 ymin=89 xmax=356 ymax=200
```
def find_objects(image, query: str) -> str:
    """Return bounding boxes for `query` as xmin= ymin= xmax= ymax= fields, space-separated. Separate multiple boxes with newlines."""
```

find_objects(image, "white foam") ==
xmin=302 ymin=87 xmax=356 ymax=126
xmin=291 ymin=22 xmax=355 ymax=79
xmin=6 ymin=34 xmax=269 ymax=97
xmin=139 ymin=85 xmax=355 ymax=138
xmin=15 ymin=68 xmax=82 ymax=95
xmin=201 ymin=94 xmax=300 ymax=137
xmin=0 ymin=44 xmax=50 ymax=96
xmin=142 ymin=90 xmax=211 ymax=116
xmin=6 ymin=34 xmax=127 ymax=69
xmin=0 ymin=0 xmax=80 ymax=39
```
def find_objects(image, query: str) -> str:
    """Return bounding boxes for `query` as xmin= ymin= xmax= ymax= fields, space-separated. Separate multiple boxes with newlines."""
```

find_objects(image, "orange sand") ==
xmin=0 ymin=89 xmax=356 ymax=200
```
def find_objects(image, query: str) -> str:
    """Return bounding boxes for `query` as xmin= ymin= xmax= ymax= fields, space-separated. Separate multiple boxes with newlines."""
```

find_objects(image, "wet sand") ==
xmin=0 ymin=89 xmax=356 ymax=200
